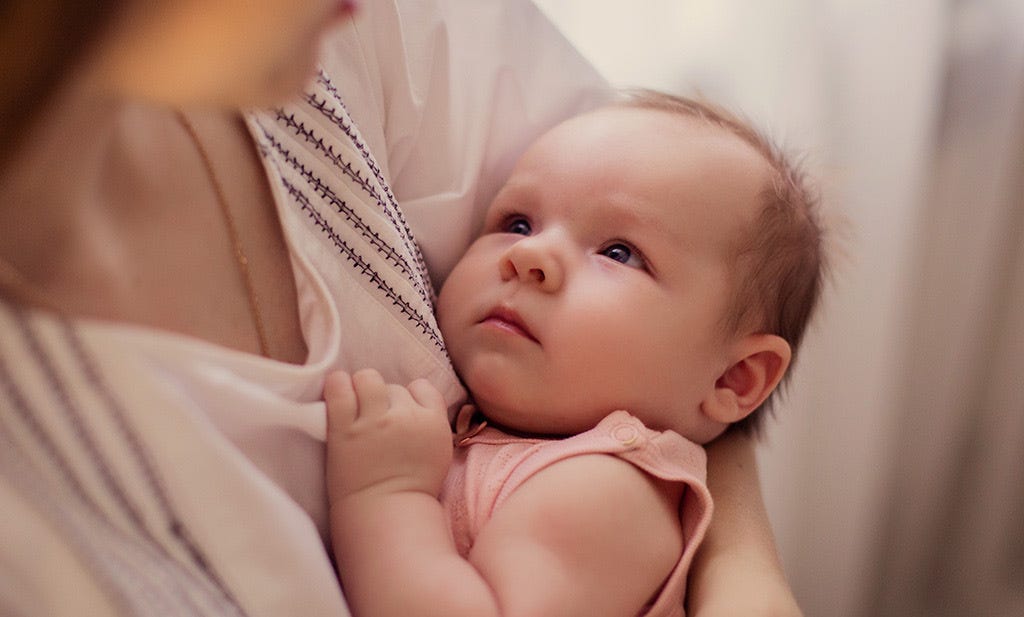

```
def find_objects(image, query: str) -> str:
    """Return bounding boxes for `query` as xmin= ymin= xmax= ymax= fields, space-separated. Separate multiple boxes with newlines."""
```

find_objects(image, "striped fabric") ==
xmin=0 ymin=70 xmax=452 ymax=617
xmin=253 ymin=69 xmax=448 ymax=357
xmin=0 ymin=1 xmax=610 ymax=611
xmin=0 ymin=309 xmax=249 ymax=616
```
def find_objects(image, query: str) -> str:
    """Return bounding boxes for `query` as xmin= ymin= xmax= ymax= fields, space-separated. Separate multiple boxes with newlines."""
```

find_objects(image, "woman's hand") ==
xmin=686 ymin=430 xmax=803 ymax=617
xmin=324 ymin=369 xmax=453 ymax=502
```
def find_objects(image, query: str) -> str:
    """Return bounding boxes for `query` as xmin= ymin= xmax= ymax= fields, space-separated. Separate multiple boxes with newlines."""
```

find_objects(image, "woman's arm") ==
xmin=687 ymin=430 xmax=803 ymax=617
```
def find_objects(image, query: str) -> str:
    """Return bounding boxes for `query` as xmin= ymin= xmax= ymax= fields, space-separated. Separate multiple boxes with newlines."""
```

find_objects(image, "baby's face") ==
xmin=437 ymin=107 xmax=769 ymax=439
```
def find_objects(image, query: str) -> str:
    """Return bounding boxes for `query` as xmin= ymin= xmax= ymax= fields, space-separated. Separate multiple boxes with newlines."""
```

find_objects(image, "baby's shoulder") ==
xmin=491 ymin=453 xmax=685 ymax=584
xmin=512 ymin=452 xmax=685 ymax=536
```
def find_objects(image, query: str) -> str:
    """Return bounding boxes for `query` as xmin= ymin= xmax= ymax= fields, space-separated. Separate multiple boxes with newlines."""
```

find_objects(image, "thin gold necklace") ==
xmin=176 ymin=110 xmax=271 ymax=358
xmin=0 ymin=113 xmax=271 ymax=359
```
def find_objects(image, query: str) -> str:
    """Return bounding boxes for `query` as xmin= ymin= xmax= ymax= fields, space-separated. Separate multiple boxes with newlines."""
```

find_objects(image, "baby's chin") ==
xmin=468 ymin=395 xmax=602 ymax=438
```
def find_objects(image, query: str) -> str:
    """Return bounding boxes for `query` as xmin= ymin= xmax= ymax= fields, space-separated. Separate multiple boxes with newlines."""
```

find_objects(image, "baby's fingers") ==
xmin=351 ymin=368 xmax=389 ymax=417
xmin=324 ymin=371 xmax=357 ymax=428
xmin=407 ymin=378 xmax=446 ymax=413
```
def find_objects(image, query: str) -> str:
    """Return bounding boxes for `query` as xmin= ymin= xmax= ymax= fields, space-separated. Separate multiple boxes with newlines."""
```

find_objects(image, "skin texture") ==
xmin=437 ymin=107 xmax=790 ymax=443
xmin=327 ymin=369 xmax=685 ymax=617
xmin=2 ymin=2 xmax=802 ymax=614
xmin=688 ymin=429 xmax=804 ymax=616
xmin=326 ymin=107 xmax=795 ymax=616
xmin=97 ymin=0 xmax=349 ymax=108
xmin=0 ymin=0 xmax=351 ymax=363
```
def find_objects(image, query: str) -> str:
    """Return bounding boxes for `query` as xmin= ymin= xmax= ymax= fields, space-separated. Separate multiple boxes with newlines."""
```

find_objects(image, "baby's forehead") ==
xmin=579 ymin=106 xmax=770 ymax=171
xmin=513 ymin=105 xmax=773 ymax=242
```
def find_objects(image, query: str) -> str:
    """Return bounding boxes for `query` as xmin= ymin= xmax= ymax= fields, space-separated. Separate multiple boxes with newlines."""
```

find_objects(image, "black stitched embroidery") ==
xmin=309 ymin=71 xmax=433 ymax=289
xmin=282 ymin=178 xmax=445 ymax=350
xmin=259 ymin=123 xmax=440 ymax=313
xmin=260 ymin=123 xmax=423 ymax=287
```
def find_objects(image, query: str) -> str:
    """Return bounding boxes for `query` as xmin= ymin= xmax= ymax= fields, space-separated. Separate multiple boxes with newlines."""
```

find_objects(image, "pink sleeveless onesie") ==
xmin=440 ymin=409 xmax=714 ymax=617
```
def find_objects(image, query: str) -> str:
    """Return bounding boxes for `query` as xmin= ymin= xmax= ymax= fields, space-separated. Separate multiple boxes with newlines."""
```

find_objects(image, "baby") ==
xmin=324 ymin=90 xmax=824 ymax=617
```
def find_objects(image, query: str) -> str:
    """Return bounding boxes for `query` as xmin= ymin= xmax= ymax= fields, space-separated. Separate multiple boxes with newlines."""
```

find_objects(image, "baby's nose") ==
xmin=500 ymin=237 xmax=564 ymax=291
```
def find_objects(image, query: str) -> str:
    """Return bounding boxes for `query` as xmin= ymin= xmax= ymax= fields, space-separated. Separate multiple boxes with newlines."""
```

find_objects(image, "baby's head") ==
xmin=437 ymin=91 xmax=824 ymax=443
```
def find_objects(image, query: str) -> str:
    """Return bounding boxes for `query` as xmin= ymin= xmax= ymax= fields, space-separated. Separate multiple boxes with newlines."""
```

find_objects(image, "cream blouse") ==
xmin=0 ymin=1 xmax=607 ymax=616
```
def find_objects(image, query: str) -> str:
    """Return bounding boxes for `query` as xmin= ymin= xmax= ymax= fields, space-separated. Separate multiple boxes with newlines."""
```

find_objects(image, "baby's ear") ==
xmin=701 ymin=334 xmax=792 ymax=425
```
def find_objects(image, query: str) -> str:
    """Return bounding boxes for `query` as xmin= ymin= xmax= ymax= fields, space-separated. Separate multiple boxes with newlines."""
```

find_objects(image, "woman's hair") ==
xmin=613 ymin=89 xmax=827 ymax=437
xmin=0 ymin=1 xmax=125 ymax=166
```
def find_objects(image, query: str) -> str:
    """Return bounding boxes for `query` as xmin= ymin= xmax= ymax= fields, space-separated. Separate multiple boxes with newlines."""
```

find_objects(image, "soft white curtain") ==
xmin=533 ymin=1 xmax=1024 ymax=616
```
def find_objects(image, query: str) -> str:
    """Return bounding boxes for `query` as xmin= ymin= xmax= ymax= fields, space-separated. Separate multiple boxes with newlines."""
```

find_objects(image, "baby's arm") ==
xmin=325 ymin=369 xmax=683 ymax=617
xmin=466 ymin=452 xmax=684 ymax=616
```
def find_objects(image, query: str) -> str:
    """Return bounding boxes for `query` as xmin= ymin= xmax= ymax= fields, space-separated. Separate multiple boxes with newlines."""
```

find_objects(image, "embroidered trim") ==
xmin=312 ymin=71 xmax=433 ymax=296
xmin=258 ymin=122 xmax=423 ymax=291
xmin=280 ymin=176 xmax=445 ymax=350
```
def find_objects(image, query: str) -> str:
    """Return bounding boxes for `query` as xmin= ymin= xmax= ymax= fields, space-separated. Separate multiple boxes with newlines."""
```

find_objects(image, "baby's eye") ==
xmin=504 ymin=216 xmax=532 ymax=236
xmin=599 ymin=242 xmax=646 ymax=269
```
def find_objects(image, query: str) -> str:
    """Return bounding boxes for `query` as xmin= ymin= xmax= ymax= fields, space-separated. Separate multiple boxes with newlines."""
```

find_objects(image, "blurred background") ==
xmin=532 ymin=1 xmax=1024 ymax=615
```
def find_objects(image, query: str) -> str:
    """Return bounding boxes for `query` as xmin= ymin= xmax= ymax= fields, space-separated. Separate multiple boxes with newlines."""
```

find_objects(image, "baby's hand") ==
xmin=324 ymin=369 xmax=453 ymax=501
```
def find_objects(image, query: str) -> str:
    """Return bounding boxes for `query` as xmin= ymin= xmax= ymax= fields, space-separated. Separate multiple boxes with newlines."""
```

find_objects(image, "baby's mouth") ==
xmin=480 ymin=306 xmax=538 ymax=343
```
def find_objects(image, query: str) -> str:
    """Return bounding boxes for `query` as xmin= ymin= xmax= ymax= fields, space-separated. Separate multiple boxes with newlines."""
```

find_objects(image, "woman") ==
xmin=0 ymin=1 xmax=801 ymax=615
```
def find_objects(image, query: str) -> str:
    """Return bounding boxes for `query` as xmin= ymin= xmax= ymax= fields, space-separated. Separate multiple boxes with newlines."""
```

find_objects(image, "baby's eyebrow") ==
xmin=488 ymin=181 xmax=540 ymax=214
xmin=589 ymin=194 xmax=671 ymax=239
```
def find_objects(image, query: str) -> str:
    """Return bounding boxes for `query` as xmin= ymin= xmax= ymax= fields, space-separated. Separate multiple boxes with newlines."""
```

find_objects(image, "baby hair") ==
xmin=613 ymin=89 xmax=826 ymax=436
